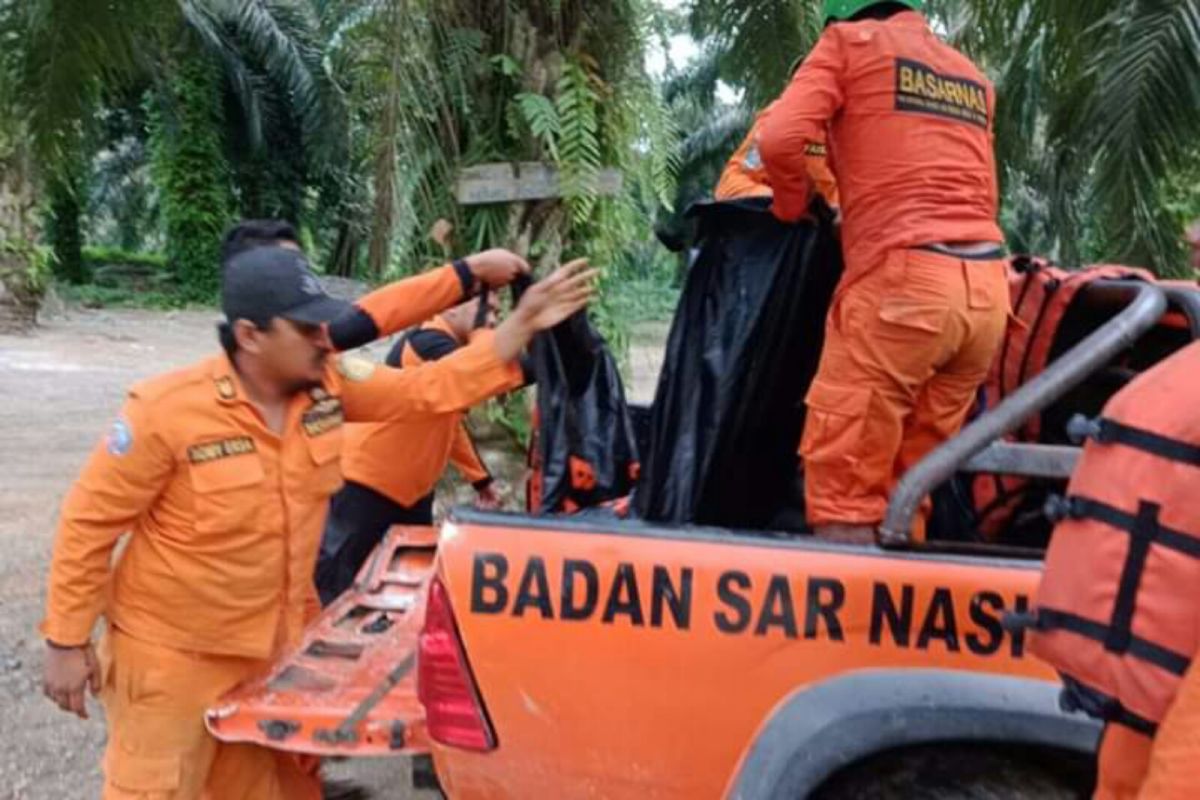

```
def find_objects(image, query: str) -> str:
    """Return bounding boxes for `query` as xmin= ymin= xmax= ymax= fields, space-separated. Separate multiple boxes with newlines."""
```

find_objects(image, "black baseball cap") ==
xmin=222 ymin=246 xmax=351 ymax=325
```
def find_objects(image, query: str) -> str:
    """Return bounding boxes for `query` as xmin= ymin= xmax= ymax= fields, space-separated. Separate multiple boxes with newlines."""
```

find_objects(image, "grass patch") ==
xmin=56 ymin=282 xmax=210 ymax=310
xmin=607 ymin=276 xmax=680 ymax=324
xmin=82 ymin=246 xmax=168 ymax=269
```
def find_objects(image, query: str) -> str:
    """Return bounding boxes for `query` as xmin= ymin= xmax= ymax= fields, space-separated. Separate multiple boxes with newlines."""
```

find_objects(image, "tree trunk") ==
xmin=0 ymin=135 xmax=44 ymax=332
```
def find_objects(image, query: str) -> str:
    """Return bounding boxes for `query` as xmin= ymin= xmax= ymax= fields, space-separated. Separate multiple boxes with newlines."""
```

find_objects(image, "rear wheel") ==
xmin=813 ymin=744 xmax=1093 ymax=800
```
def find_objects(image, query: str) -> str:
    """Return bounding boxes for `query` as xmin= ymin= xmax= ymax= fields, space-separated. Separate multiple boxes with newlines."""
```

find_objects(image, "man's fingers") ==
xmin=66 ymin=688 xmax=88 ymax=719
xmin=551 ymin=269 xmax=599 ymax=295
xmin=543 ymin=258 xmax=591 ymax=285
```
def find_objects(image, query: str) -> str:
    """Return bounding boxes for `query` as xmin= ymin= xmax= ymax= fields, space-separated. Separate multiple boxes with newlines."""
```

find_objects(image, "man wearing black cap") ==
xmin=39 ymin=245 xmax=595 ymax=800
xmin=218 ymin=217 xmax=534 ymax=354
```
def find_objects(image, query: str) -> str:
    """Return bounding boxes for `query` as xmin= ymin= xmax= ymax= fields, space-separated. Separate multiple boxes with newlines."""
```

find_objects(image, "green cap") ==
xmin=823 ymin=0 xmax=924 ymax=24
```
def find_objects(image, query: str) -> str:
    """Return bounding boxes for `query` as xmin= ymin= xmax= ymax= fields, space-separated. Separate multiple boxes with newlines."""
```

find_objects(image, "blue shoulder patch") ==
xmin=106 ymin=418 xmax=133 ymax=457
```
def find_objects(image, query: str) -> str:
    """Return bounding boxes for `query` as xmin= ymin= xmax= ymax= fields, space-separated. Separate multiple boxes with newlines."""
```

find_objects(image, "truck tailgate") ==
xmin=206 ymin=526 xmax=435 ymax=756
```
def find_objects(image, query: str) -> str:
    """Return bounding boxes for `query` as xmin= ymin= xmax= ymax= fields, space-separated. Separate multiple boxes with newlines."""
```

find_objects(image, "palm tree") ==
xmin=324 ymin=0 xmax=677 ymax=288
xmin=1 ymin=0 xmax=350 ymax=292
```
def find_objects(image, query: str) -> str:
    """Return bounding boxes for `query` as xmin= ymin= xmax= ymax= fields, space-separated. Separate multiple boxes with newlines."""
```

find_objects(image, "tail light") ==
xmin=418 ymin=577 xmax=497 ymax=751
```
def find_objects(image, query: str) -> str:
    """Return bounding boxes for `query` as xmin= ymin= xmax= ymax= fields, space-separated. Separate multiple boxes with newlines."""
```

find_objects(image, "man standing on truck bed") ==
xmin=38 ymin=244 xmax=595 ymax=799
xmin=759 ymin=0 xmax=1008 ymax=543
xmin=315 ymin=294 xmax=506 ymax=605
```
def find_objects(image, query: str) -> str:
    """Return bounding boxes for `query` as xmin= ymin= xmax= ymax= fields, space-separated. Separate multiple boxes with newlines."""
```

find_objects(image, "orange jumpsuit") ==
xmin=758 ymin=10 xmax=1008 ymax=535
xmin=1113 ymin=652 xmax=1200 ymax=796
xmin=341 ymin=315 xmax=493 ymax=506
xmin=714 ymin=115 xmax=839 ymax=209
xmin=41 ymin=316 xmax=521 ymax=795
xmin=314 ymin=316 xmax=498 ymax=602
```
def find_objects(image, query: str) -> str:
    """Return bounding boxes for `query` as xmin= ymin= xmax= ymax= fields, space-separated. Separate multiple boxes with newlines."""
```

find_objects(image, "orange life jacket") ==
xmin=973 ymin=258 xmax=1154 ymax=540
xmin=1027 ymin=340 xmax=1200 ymax=733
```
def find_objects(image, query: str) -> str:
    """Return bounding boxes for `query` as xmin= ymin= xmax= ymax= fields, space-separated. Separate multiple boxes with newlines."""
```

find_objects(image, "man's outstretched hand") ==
xmin=493 ymin=259 xmax=597 ymax=361
xmin=464 ymin=249 xmax=531 ymax=290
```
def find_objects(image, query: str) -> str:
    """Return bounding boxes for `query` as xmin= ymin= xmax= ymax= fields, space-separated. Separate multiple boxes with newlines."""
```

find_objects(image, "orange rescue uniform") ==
xmin=341 ymin=315 xmax=493 ymax=506
xmin=759 ymin=10 xmax=1008 ymax=533
xmin=714 ymin=115 xmax=839 ymax=209
xmin=41 ymin=298 xmax=522 ymax=797
xmin=1139 ymin=657 xmax=1200 ymax=798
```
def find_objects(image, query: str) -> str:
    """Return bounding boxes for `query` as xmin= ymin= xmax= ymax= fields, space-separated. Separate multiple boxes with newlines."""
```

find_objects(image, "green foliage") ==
xmin=688 ymin=0 xmax=821 ymax=108
xmin=609 ymin=274 xmax=681 ymax=324
xmin=57 ymin=282 xmax=195 ymax=310
xmin=82 ymin=246 xmax=167 ymax=269
xmin=0 ymin=238 xmax=52 ymax=304
xmin=149 ymin=44 xmax=233 ymax=301
xmin=515 ymin=92 xmax=561 ymax=158
xmin=556 ymin=60 xmax=604 ymax=225
xmin=484 ymin=391 xmax=534 ymax=448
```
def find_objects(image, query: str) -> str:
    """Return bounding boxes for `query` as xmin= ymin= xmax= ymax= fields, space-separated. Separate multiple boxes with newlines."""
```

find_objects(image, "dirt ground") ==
xmin=0 ymin=305 xmax=666 ymax=800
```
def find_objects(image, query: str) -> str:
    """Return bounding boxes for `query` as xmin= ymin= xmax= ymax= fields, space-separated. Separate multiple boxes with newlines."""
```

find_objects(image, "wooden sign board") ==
xmin=456 ymin=162 xmax=622 ymax=205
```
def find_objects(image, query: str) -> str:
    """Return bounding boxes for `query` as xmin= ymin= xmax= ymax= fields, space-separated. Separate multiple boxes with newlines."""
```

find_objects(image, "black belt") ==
xmin=917 ymin=243 xmax=1007 ymax=261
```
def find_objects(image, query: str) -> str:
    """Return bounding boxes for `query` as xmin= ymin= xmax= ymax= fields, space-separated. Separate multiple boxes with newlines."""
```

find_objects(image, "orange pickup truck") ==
xmin=206 ymin=276 xmax=1199 ymax=798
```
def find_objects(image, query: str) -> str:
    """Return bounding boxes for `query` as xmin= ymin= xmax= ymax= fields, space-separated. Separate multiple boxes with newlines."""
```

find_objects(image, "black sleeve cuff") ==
xmin=472 ymin=477 xmax=494 ymax=491
xmin=452 ymin=258 xmax=475 ymax=299
xmin=519 ymin=354 xmax=537 ymax=387
xmin=328 ymin=307 xmax=380 ymax=352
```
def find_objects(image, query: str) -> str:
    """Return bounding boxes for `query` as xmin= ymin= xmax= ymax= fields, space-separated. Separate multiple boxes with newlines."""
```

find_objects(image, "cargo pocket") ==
xmin=104 ymin=747 xmax=181 ymax=797
xmin=304 ymin=428 xmax=344 ymax=497
xmin=877 ymin=301 xmax=949 ymax=333
xmin=189 ymin=453 xmax=265 ymax=535
xmin=802 ymin=380 xmax=876 ymax=503
xmin=874 ymin=301 xmax=951 ymax=380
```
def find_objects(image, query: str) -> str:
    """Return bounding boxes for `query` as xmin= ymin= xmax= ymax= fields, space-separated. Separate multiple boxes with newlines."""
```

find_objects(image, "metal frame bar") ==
xmin=879 ymin=281 xmax=1168 ymax=546
xmin=961 ymin=442 xmax=1080 ymax=478
xmin=1162 ymin=285 xmax=1200 ymax=337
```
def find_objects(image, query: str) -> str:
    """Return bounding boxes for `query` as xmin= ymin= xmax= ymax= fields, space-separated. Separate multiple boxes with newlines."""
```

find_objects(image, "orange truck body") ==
xmin=207 ymin=517 xmax=1094 ymax=798
xmin=428 ymin=516 xmax=1077 ymax=799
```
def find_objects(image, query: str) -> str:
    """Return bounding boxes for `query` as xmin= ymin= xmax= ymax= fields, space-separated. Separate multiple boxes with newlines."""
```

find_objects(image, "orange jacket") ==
xmin=328 ymin=260 xmax=474 ymax=351
xmin=41 ymin=336 xmax=522 ymax=659
xmin=341 ymin=316 xmax=493 ymax=507
xmin=715 ymin=115 xmax=839 ymax=209
xmin=758 ymin=11 xmax=1003 ymax=282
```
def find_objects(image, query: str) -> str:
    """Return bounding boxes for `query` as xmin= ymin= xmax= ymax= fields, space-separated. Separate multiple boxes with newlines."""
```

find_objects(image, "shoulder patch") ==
xmin=337 ymin=356 xmax=377 ymax=383
xmin=214 ymin=376 xmax=236 ymax=400
xmin=106 ymin=418 xmax=134 ymax=457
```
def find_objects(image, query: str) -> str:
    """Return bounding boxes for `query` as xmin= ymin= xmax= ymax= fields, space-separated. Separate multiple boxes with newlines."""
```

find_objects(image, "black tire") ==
xmin=812 ymin=744 xmax=1093 ymax=800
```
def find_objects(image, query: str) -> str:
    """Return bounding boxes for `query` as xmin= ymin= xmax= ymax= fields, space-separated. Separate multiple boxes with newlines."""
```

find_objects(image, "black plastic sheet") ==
xmin=634 ymin=198 xmax=842 ymax=528
xmin=528 ymin=309 xmax=640 ymax=513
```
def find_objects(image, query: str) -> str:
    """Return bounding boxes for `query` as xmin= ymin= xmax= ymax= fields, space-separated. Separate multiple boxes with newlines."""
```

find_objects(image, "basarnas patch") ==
xmin=894 ymin=58 xmax=988 ymax=130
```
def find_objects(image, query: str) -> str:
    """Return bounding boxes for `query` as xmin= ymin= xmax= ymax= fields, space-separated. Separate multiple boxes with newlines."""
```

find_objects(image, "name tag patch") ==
xmin=188 ymin=436 xmax=256 ymax=464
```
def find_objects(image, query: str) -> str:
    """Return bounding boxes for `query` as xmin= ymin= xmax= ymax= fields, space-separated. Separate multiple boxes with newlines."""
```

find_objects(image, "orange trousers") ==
xmin=1137 ymin=657 xmax=1200 ymax=798
xmin=97 ymin=628 xmax=321 ymax=800
xmin=801 ymin=247 xmax=1008 ymax=537
xmin=1094 ymin=724 xmax=1153 ymax=800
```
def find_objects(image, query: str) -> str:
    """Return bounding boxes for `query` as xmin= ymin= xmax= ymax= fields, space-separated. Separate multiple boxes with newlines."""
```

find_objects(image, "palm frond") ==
xmin=1084 ymin=0 xmax=1200 ymax=273
xmin=687 ymin=0 xmax=819 ymax=107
